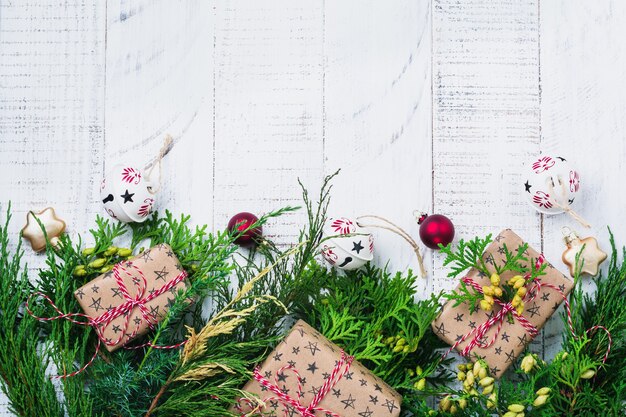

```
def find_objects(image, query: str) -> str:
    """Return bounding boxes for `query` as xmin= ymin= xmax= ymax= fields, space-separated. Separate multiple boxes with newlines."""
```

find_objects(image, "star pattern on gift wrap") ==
xmin=517 ymin=333 xmax=530 ymax=347
xmin=264 ymin=370 xmax=272 ymax=379
xmin=454 ymin=313 xmax=464 ymax=322
xmin=434 ymin=322 xmax=449 ymax=337
xmin=344 ymin=371 xmax=353 ymax=380
xmin=505 ymin=349 xmax=517 ymax=364
xmin=166 ymin=297 xmax=176 ymax=308
xmin=541 ymin=292 xmax=551 ymax=301
xmin=358 ymin=407 xmax=374 ymax=417
xmin=359 ymin=378 xmax=368 ymax=386
xmin=306 ymin=362 xmax=318 ymax=374
xmin=89 ymin=297 xmax=103 ymax=312
xmin=553 ymin=302 xmax=560 ymax=311
xmin=308 ymin=385 xmax=320 ymax=396
xmin=477 ymin=270 xmax=487 ymax=278
xmin=341 ymin=394 xmax=356 ymax=409
xmin=291 ymin=346 xmax=300 ymax=355
xmin=277 ymin=371 xmax=288 ymax=382
xmin=106 ymin=304 xmax=115 ymax=312
xmin=149 ymin=305 xmax=160 ymax=318
xmin=139 ymin=250 xmax=153 ymax=263
xmin=527 ymin=303 xmax=541 ymax=318
xmin=497 ymin=246 xmax=506 ymax=255
xmin=490 ymin=366 xmax=501 ymax=375
xmin=305 ymin=341 xmax=321 ymax=356
xmin=501 ymin=331 xmax=511 ymax=342
xmin=133 ymin=316 xmax=142 ymax=326
xmin=112 ymin=324 xmax=121 ymax=334
xmin=296 ymin=327 xmax=306 ymax=337
xmin=485 ymin=254 xmax=495 ymax=265
xmin=468 ymin=320 xmax=476 ymax=329
xmin=374 ymin=383 xmax=382 ymax=392
xmin=382 ymin=399 xmax=398 ymax=413
xmin=76 ymin=289 xmax=85 ymax=299
xmin=269 ymin=400 xmax=279 ymax=410
xmin=485 ymin=310 xmax=496 ymax=320
xmin=558 ymin=284 xmax=566 ymax=292
xmin=111 ymin=287 xmax=123 ymax=298
xmin=287 ymin=360 xmax=296 ymax=368
xmin=495 ymin=346 xmax=502 ymax=355
xmin=272 ymin=352 xmax=283 ymax=362
xmin=91 ymin=284 xmax=99 ymax=294
xmin=332 ymin=388 xmax=341 ymax=398
xmin=369 ymin=395 xmax=379 ymax=405
xmin=495 ymin=234 xmax=505 ymax=242
xmin=154 ymin=266 xmax=169 ymax=282
xmin=166 ymin=249 xmax=174 ymax=257
xmin=322 ymin=372 xmax=330 ymax=380
xmin=455 ymin=334 xmax=463 ymax=342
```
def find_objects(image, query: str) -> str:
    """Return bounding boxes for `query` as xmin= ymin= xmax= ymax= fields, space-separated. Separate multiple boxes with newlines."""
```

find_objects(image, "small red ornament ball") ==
xmin=418 ymin=213 xmax=455 ymax=250
xmin=227 ymin=212 xmax=262 ymax=247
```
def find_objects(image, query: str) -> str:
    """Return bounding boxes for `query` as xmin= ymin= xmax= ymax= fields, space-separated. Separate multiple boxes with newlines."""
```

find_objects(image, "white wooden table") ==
xmin=1 ymin=0 xmax=625 ymax=413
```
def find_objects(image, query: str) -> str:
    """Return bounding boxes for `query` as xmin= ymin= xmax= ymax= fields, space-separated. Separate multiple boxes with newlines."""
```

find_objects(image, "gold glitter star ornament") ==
xmin=561 ymin=227 xmax=607 ymax=277
xmin=21 ymin=207 xmax=66 ymax=252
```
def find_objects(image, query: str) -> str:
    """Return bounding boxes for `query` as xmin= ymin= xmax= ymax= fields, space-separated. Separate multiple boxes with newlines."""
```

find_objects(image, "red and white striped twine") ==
xmin=26 ymin=261 xmax=188 ymax=379
xmin=236 ymin=350 xmax=354 ymax=417
xmin=443 ymin=255 xmax=612 ymax=364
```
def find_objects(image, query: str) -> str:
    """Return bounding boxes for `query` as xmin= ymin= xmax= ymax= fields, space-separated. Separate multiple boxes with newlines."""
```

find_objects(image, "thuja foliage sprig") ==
xmin=440 ymin=235 xmax=546 ymax=316
xmin=0 ymin=204 xmax=69 ymax=417
xmin=296 ymin=262 xmax=454 ymax=414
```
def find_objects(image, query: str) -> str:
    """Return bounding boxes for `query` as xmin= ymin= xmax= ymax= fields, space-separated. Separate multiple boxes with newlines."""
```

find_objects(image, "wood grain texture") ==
xmin=105 ymin=0 xmax=214 ymax=226
xmin=539 ymin=0 xmax=626 ymax=358
xmin=212 ymin=1 xmax=325 ymax=244
xmin=432 ymin=0 xmax=546 ymax=355
xmin=324 ymin=0 xmax=433 ymax=282
xmin=0 ymin=0 xmax=106 ymax=412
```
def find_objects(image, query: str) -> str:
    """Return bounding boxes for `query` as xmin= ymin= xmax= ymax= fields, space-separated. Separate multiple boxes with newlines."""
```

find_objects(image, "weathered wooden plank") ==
xmin=324 ymin=0 xmax=433 ymax=283
xmin=212 ymin=1 xmax=325 ymax=244
xmin=0 ymin=0 xmax=106 ymax=411
xmin=539 ymin=0 xmax=626 ymax=358
xmin=104 ymin=0 xmax=214 ymax=226
xmin=432 ymin=0 xmax=544 ymax=353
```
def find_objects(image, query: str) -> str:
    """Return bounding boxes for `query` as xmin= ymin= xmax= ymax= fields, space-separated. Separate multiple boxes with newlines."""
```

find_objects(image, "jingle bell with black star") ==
xmin=321 ymin=217 xmax=374 ymax=270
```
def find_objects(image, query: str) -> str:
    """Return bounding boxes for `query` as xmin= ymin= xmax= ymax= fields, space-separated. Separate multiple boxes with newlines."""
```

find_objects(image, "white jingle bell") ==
xmin=100 ymin=164 xmax=155 ymax=223
xmin=524 ymin=155 xmax=581 ymax=215
xmin=321 ymin=217 xmax=374 ymax=271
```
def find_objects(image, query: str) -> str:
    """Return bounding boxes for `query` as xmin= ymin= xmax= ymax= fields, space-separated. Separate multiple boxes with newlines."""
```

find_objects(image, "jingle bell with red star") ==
xmin=321 ymin=217 xmax=374 ymax=270
xmin=100 ymin=164 xmax=155 ymax=223
xmin=523 ymin=155 xmax=581 ymax=215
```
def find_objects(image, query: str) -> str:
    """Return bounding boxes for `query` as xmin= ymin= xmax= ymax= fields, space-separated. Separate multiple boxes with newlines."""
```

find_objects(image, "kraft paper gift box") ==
xmin=235 ymin=320 xmax=402 ymax=417
xmin=432 ymin=229 xmax=574 ymax=378
xmin=74 ymin=243 xmax=188 ymax=352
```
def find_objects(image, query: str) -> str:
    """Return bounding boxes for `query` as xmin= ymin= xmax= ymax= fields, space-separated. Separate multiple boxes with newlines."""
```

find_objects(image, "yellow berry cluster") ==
xmin=73 ymin=246 xmax=133 ymax=277
xmin=479 ymin=273 xmax=527 ymax=316
xmin=408 ymin=366 xmax=426 ymax=390
xmin=383 ymin=333 xmax=415 ymax=355
xmin=502 ymin=403 xmax=526 ymax=417
xmin=438 ymin=360 xmax=496 ymax=414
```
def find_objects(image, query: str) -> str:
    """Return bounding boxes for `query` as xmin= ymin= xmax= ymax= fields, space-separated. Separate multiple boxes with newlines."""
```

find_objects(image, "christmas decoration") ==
xmin=227 ymin=211 xmax=262 ymax=246
xmin=561 ymin=226 xmax=607 ymax=277
xmin=321 ymin=217 xmax=374 ymax=270
xmin=433 ymin=229 xmax=575 ymax=378
xmin=100 ymin=164 xmax=155 ymax=223
xmin=235 ymin=320 xmax=402 ymax=417
xmin=356 ymin=215 xmax=427 ymax=278
xmin=72 ymin=243 xmax=188 ymax=352
xmin=1 ymin=175 xmax=624 ymax=417
xmin=417 ymin=212 xmax=455 ymax=249
xmin=21 ymin=207 xmax=66 ymax=252
xmin=523 ymin=155 xmax=589 ymax=227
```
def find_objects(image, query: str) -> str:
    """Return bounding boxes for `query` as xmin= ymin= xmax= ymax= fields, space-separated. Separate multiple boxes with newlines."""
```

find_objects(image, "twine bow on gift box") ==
xmin=26 ymin=260 xmax=188 ymax=379
xmin=236 ymin=351 xmax=354 ymax=417
xmin=444 ymin=256 xmax=612 ymax=364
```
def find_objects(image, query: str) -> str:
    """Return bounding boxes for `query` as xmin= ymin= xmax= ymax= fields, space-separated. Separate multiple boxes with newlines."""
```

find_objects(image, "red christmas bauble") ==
xmin=227 ymin=212 xmax=262 ymax=247
xmin=418 ymin=213 xmax=455 ymax=250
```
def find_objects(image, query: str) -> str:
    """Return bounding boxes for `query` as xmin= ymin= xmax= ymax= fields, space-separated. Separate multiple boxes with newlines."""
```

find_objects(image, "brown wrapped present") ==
xmin=235 ymin=320 xmax=402 ymax=417
xmin=432 ymin=229 xmax=574 ymax=378
xmin=74 ymin=243 xmax=188 ymax=351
